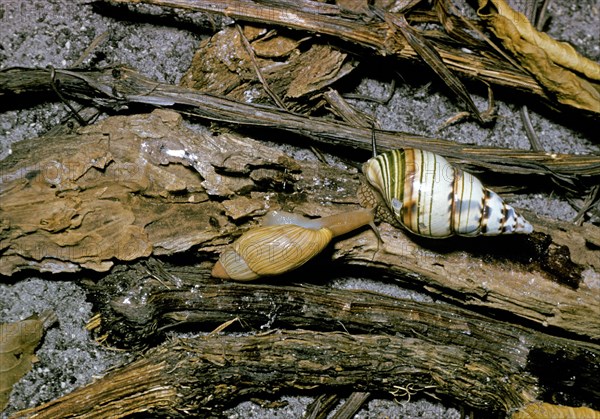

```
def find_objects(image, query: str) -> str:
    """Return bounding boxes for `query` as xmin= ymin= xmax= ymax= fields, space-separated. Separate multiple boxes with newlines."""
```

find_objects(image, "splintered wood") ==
xmin=0 ymin=110 xmax=303 ymax=274
xmin=0 ymin=110 xmax=598 ymax=341
xmin=1 ymin=0 xmax=599 ymax=416
xmin=181 ymin=25 xmax=355 ymax=111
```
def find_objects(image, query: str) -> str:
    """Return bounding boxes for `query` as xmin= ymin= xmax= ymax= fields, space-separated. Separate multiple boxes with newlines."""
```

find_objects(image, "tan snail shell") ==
xmin=360 ymin=149 xmax=533 ymax=238
xmin=211 ymin=208 xmax=375 ymax=281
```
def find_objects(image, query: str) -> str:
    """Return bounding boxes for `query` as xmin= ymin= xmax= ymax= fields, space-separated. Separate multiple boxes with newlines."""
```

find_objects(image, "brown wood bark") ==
xmin=87 ymin=258 xmax=600 ymax=408
xmin=105 ymin=0 xmax=550 ymax=97
xmin=13 ymin=296 xmax=600 ymax=419
xmin=8 ymin=256 xmax=599 ymax=417
xmin=1 ymin=67 xmax=599 ymax=184
xmin=1 ymin=110 xmax=598 ymax=342
xmin=6 ymin=330 xmax=544 ymax=418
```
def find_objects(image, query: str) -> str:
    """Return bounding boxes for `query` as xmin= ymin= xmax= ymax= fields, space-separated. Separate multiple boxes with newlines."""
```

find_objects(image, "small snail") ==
xmin=211 ymin=208 xmax=375 ymax=280
xmin=360 ymin=149 xmax=533 ymax=238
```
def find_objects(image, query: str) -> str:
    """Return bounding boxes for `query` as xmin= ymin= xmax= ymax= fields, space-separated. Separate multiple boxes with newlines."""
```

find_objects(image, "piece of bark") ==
xmin=86 ymin=259 xmax=600 ymax=409
xmin=0 ymin=110 xmax=598 ymax=341
xmin=11 ymin=329 xmax=542 ymax=418
xmin=1 ymin=67 xmax=599 ymax=187
xmin=0 ymin=109 xmax=299 ymax=274
xmin=181 ymin=25 xmax=355 ymax=111
xmin=102 ymin=0 xmax=552 ymax=101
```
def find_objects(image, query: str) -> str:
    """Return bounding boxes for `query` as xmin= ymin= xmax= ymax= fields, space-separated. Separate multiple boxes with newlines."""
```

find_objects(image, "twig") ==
xmin=518 ymin=0 xmax=547 ymax=153
xmin=331 ymin=392 xmax=371 ymax=419
xmin=48 ymin=66 xmax=87 ymax=125
xmin=572 ymin=184 xmax=600 ymax=225
xmin=71 ymin=30 xmax=110 ymax=68
xmin=304 ymin=394 xmax=340 ymax=419
xmin=235 ymin=23 xmax=289 ymax=110
xmin=520 ymin=105 xmax=544 ymax=151
xmin=1 ymin=66 xmax=599 ymax=183
xmin=343 ymin=78 xmax=396 ymax=105
xmin=372 ymin=7 xmax=488 ymax=124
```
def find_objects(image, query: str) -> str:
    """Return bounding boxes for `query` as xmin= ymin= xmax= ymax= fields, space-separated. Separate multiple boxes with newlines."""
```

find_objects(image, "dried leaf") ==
xmin=479 ymin=0 xmax=600 ymax=81
xmin=0 ymin=311 xmax=57 ymax=411
xmin=478 ymin=0 xmax=600 ymax=113
xmin=512 ymin=402 xmax=600 ymax=419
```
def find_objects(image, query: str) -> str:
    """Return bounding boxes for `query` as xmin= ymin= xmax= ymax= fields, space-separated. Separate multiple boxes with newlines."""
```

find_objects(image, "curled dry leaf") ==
xmin=478 ymin=0 xmax=600 ymax=113
xmin=512 ymin=402 xmax=600 ymax=419
xmin=478 ymin=0 xmax=600 ymax=81
xmin=0 ymin=310 xmax=57 ymax=411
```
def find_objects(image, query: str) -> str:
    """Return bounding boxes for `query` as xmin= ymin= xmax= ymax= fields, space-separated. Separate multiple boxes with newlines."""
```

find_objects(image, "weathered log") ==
xmin=10 ymin=329 xmax=543 ymax=418
xmin=1 ymin=110 xmax=598 ymax=340
xmin=85 ymin=258 xmax=600 ymax=410
xmin=1 ymin=67 xmax=599 ymax=187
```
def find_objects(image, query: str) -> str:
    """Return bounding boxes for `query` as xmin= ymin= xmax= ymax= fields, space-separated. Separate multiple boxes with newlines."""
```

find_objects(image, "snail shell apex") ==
xmin=212 ymin=224 xmax=333 ymax=281
xmin=362 ymin=149 xmax=533 ymax=238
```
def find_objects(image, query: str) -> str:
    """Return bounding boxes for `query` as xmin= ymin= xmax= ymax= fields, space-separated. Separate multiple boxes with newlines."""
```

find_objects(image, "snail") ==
xmin=211 ymin=208 xmax=375 ymax=280
xmin=359 ymin=148 xmax=533 ymax=238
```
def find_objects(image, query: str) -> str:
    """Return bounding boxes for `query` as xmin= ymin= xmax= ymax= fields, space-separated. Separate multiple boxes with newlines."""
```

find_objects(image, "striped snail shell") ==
xmin=211 ymin=208 xmax=374 ymax=281
xmin=360 ymin=149 xmax=533 ymax=238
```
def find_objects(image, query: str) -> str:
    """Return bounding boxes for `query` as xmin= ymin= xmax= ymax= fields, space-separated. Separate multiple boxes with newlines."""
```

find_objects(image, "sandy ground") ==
xmin=0 ymin=0 xmax=598 ymax=417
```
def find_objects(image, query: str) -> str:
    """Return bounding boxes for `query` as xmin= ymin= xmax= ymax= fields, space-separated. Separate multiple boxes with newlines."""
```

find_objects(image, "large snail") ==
xmin=359 ymin=149 xmax=533 ymax=238
xmin=211 ymin=208 xmax=375 ymax=280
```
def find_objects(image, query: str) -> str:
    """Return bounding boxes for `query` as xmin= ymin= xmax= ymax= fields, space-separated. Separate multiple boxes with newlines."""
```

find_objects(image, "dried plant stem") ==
xmin=104 ymin=0 xmax=550 ymax=99
xmin=1 ymin=66 xmax=598 ymax=184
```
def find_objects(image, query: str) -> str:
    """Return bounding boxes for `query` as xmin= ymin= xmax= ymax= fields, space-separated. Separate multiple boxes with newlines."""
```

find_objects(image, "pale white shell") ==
xmin=362 ymin=149 xmax=533 ymax=238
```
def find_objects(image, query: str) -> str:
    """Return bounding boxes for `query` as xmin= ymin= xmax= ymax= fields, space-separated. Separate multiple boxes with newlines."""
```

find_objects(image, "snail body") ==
xmin=212 ymin=208 xmax=374 ymax=280
xmin=361 ymin=149 xmax=533 ymax=238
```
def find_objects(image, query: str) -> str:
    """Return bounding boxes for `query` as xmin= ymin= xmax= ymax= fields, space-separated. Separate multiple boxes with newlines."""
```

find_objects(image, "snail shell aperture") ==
xmin=361 ymin=149 xmax=533 ymax=238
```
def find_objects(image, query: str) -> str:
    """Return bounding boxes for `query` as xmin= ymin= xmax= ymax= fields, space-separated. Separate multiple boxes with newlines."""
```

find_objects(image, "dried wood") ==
xmin=102 ymin=0 xmax=600 ymax=116
xmin=304 ymin=393 xmax=340 ymax=419
xmin=1 ymin=66 xmax=599 ymax=189
xmin=103 ymin=0 xmax=554 ymax=103
xmin=330 ymin=392 xmax=371 ymax=419
xmin=372 ymin=7 xmax=491 ymax=123
xmin=13 ymin=254 xmax=600 ymax=417
xmin=0 ymin=330 xmax=551 ymax=417
xmin=0 ymin=110 xmax=597 ymax=339
xmin=180 ymin=24 xmax=355 ymax=112
xmin=85 ymin=258 xmax=600 ymax=408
